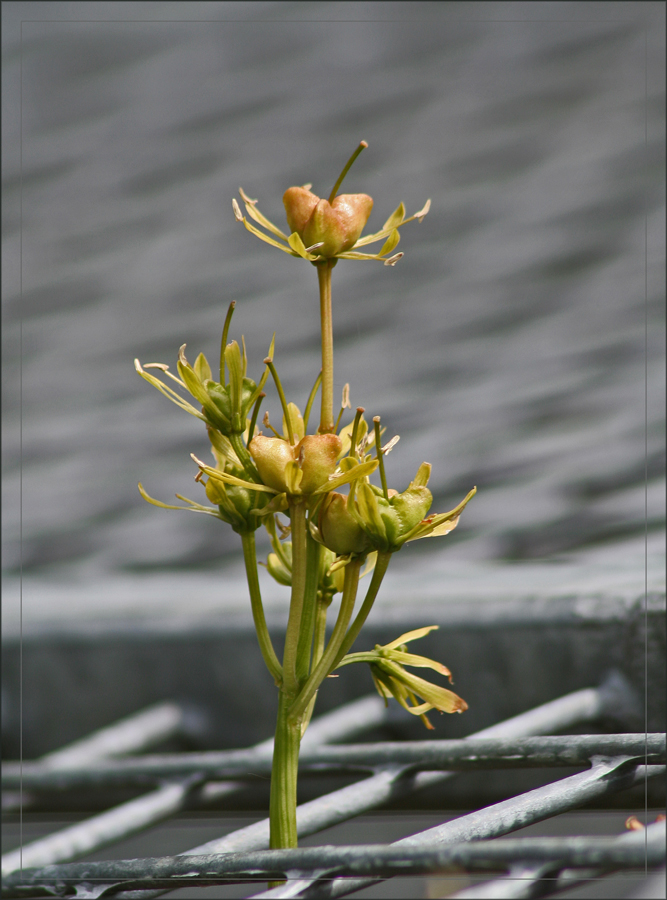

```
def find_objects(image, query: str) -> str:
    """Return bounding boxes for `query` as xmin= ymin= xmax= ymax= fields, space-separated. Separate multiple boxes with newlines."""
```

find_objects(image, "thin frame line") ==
xmin=19 ymin=16 xmax=24 ymax=878
xmin=16 ymin=18 xmax=640 ymax=24
xmin=643 ymin=24 xmax=649 ymax=876
xmin=12 ymin=11 xmax=658 ymax=890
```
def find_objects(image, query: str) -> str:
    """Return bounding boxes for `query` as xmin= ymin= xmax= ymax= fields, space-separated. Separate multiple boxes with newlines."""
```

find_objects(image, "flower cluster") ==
xmin=136 ymin=143 xmax=476 ymax=762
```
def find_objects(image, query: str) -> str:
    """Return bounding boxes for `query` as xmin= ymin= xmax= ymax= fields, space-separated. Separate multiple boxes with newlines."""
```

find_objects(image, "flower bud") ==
xmin=249 ymin=433 xmax=342 ymax=496
xmin=266 ymin=545 xmax=292 ymax=587
xmin=204 ymin=476 xmax=227 ymax=506
xmin=282 ymin=187 xmax=320 ymax=235
xmin=204 ymin=475 xmax=268 ymax=532
xmin=248 ymin=435 xmax=295 ymax=493
xmin=283 ymin=188 xmax=373 ymax=258
xmin=354 ymin=481 xmax=433 ymax=553
xmin=318 ymin=492 xmax=371 ymax=556
xmin=380 ymin=484 xmax=433 ymax=548
xmin=296 ymin=434 xmax=342 ymax=494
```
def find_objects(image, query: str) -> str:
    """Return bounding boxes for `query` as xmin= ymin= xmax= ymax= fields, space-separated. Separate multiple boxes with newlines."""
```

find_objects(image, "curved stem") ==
xmin=328 ymin=141 xmax=368 ymax=204
xmin=282 ymin=501 xmax=308 ymax=697
xmin=219 ymin=301 xmax=236 ymax=385
xmin=317 ymin=262 xmax=335 ymax=434
xmin=313 ymin=593 xmax=334 ymax=664
xmin=288 ymin=558 xmax=361 ymax=722
xmin=265 ymin=358 xmax=295 ymax=445
xmin=349 ymin=407 xmax=365 ymax=460
xmin=303 ymin=371 xmax=322 ymax=434
xmin=240 ymin=531 xmax=282 ymax=685
xmin=331 ymin=550 xmax=392 ymax=669
xmin=230 ymin=432 xmax=260 ymax=482
xmin=373 ymin=417 xmax=389 ymax=500
xmin=246 ymin=391 xmax=265 ymax=446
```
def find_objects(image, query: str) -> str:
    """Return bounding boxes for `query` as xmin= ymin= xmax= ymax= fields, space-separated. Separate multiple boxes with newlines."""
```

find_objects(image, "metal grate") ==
xmin=2 ymin=680 xmax=665 ymax=900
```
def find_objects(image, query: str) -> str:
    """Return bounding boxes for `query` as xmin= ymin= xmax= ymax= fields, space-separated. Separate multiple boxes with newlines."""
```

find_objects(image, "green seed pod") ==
xmin=248 ymin=435 xmax=294 ymax=493
xmin=378 ymin=484 xmax=433 ymax=548
xmin=266 ymin=547 xmax=292 ymax=587
xmin=318 ymin=491 xmax=371 ymax=556
xmin=296 ymin=434 xmax=342 ymax=494
xmin=249 ymin=433 xmax=342 ymax=497
xmin=283 ymin=187 xmax=373 ymax=257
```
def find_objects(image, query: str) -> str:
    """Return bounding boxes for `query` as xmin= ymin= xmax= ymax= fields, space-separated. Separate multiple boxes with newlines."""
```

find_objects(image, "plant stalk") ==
xmin=269 ymin=690 xmax=301 ymax=850
xmin=331 ymin=550 xmax=392 ymax=670
xmin=230 ymin=432 xmax=260 ymax=482
xmin=328 ymin=140 xmax=368 ymax=204
xmin=282 ymin=500 xmax=308 ymax=696
xmin=240 ymin=531 xmax=282 ymax=685
xmin=219 ymin=301 xmax=236 ymax=385
xmin=294 ymin=533 xmax=322 ymax=685
xmin=288 ymin=557 xmax=361 ymax=723
xmin=317 ymin=261 xmax=335 ymax=434
xmin=299 ymin=590 xmax=334 ymax=738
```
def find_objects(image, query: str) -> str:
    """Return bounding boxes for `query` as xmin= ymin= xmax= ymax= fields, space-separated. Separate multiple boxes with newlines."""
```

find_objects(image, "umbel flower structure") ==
xmin=232 ymin=141 xmax=431 ymax=266
xmin=136 ymin=142 xmax=476 ymax=853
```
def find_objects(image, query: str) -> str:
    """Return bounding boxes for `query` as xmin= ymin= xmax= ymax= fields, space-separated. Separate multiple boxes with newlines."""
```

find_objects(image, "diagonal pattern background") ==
xmin=2 ymin=1 xmax=664 ymax=633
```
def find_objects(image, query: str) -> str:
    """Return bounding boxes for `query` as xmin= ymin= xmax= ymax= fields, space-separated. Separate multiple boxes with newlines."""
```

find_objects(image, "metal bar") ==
xmin=1 ymin=702 xmax=191 ymax=813
xmin=4 ymin=669 xmax=636 ymax=790
xmin=4 ymin=824 xmax=664 ymax=896
xmin=447 ymin=862 xmax=557 ymax=900
xmin=34 ymin=703 xmax=192 ymax=768
xmin=0 ymin=780 xmax=199 ymax=880
xmin=34 ymin=676 xmax=636 ymax=900
xmin=298 ymin=695 xmax=387 ymax=748
xmin=253 ymin=765 xmax=665 ymax=899
xmin=119 ymin=679 xmax=628 ymax=900
xmin=0 ymin=696 xmax=386 ymax=877
xmin=400 ymin=764 xmax=660 ymax=847
xmin=5 ymin=734 xmax=663 ymax=789
xmin=447 ymin=821 xmax=667 ymax=900
xmin=232 ymin=673 xmax=642 ymax=899
xmin=196 ymin=694 xmax=387 ymax=807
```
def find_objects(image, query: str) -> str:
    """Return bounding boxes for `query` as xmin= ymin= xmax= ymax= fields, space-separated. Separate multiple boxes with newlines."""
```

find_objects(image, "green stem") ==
xmin=294 ymin=533 xmax=322 ymax=685
xmin=349 ymin=407 xmax=365 ymax=460
xmin=328 ymin=141 xmax=368 ymax=205
xmin=246 ymin=391 xmax=265 ymax=445
xmin=288 ymin=558 xmax=361 ymax=722
xmin=240 ymin=532 xmax=282 ymax=685
xmin=282 ymin=501 xmax=308 ymax=696
xmin=332 ymin=550 xmax=392 ymax=669
xmin=219 ymin=301 xmax=236 ymax=385
xmin=230 ymin=432 xmax=260 ymax=482
xmin=313 ymin=592 xmax=333 ymax=666
xmin=303 ymin=371 xmax=322 ymax=434
xmin=269 ymin=690 xmax=300 ymax=850
xmin=317 ymin=262 xmax=335 ymax=434
xmin=373 ymin=417 xmax=389 ymax=500
xmin=265 ymin=358 xmax=295 ymax=445
xmin=299 ymin=590 xmax=334 ymax=738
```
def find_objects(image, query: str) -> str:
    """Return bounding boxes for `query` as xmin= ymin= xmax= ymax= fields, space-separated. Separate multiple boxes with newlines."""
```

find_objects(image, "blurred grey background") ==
xmin=2 ymin=1 xmax=665 ymax=636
